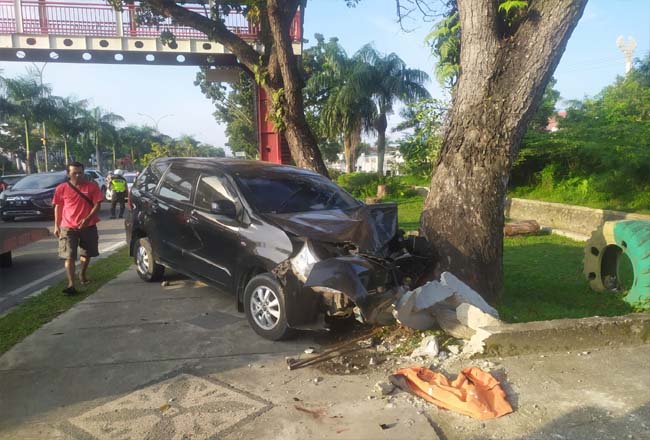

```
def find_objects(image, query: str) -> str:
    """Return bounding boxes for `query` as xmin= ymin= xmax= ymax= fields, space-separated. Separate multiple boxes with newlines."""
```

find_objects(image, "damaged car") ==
xmin=126 ymin=158 xmax=432 ymax=340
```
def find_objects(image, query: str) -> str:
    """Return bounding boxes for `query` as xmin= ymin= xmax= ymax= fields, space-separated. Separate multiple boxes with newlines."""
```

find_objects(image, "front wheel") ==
xmin=134 ymin=237 xmax=164 ymax=282
xmin=244 ymin=273 xmax=292 ymax=341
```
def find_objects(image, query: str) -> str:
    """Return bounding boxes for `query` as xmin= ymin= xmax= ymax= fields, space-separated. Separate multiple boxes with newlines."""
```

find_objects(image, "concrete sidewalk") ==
xmin=1 ymin=268 xmax=649 ymax=439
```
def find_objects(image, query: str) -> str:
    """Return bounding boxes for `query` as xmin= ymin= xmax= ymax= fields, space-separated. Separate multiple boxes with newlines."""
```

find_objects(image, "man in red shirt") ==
xmin=53 ymin=162 xmax=103 ymax=295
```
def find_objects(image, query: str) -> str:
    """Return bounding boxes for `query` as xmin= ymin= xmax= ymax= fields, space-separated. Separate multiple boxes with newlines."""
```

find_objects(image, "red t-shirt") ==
xmin=52 ymin=180 xmax=103 ymax=229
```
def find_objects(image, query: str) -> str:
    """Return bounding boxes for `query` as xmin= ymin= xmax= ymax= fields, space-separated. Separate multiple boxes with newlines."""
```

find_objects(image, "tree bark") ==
xmin=374 ymin=112 xmax=387 ymax=176
xmin=420 ymin=0 xmax=588 ymax=302
xmin=145 ymin=0 xmax=328 ymax=177
xmin=343 ymin=125 xmax=361 ymax=173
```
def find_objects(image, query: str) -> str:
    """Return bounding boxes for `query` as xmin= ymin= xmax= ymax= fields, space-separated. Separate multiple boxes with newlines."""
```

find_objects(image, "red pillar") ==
xmin=256 ymin=86 xmax=291 ymax=164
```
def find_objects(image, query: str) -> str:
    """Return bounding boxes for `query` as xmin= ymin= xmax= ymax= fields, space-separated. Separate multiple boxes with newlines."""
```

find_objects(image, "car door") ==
xmin=151 ymin=164 xmax=199 ymax=269
xmin=184 ymin=173 xmax=242 ymax=289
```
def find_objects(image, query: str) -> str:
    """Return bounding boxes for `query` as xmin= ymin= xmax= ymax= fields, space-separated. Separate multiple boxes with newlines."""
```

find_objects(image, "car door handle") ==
xmin=187 ymin=212 xmax=200 ymax=225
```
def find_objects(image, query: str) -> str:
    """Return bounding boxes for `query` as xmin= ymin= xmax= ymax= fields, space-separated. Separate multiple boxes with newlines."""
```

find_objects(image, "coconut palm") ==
xmin=87 ymin=107 xmax=124 ymax=172
xmin=355 ymin=45 xmax=430 ymax=175
xmin=0 ymin=75 xmax=53 ymax=173
xmin=49 ymin=97 xmax=88 ymax=165
xmin=307 ymin=42 xmax=376 ymax=173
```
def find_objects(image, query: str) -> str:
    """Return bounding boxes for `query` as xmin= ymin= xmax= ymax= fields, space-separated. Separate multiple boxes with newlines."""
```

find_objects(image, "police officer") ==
xmin=109 ymin=169 xmax=128 ymax=219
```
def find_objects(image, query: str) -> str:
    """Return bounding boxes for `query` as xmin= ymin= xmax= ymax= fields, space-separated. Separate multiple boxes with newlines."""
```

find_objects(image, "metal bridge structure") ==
xmin=0 ymin=0 xmax=296 ymax=163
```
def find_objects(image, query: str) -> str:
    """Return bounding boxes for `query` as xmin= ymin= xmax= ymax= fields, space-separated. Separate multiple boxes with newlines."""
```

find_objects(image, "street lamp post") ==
xmin=137 ymin=112 xmax=173 ymax=132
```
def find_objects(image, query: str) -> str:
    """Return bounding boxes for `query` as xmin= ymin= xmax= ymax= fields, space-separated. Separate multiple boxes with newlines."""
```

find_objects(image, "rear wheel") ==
xmin=134 ymin=237 xmax=164 ymax=282
xmin=244 ymin=273 xmax=292 ymax=340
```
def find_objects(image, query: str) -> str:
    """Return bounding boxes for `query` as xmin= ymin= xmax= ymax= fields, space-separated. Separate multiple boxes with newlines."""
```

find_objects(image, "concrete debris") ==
xmin=374 ymin=381 xmax=396 ymax=396
xmin=447 ymin=344 xmax=460 ymax=355
xmin=456 ymin=303 xmax=502 ymax=329
xmin=410 ymin=336 xmax=439 ymax=359
xmin=412 ymin=281 xmax=455 ymax=311
xmin=439 ymin=272 xmax=499 ymax=318
xmin=390 ymin=272 xmax=504 ymax=355
xmin=304 ymin=347 xmax=316 ymax=354
xmin=392 ymin=290 xmax=437 ymax=330
xmin=313 ymin=377 xmax=323 ymax=384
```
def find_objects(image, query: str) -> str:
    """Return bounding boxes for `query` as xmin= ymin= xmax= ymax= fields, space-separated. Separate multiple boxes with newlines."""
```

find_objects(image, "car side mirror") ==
xmin=210 ymin=199 xmax=237 ymax=218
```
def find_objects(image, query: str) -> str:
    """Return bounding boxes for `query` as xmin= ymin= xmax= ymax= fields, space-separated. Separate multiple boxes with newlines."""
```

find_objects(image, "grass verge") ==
xmin=389 ymin=195 xmax=424 ymax=232
xmin=499 ymin=233 xmax=635 ymax=322
xmin=0 ymin=247 xmax=132 ymax=356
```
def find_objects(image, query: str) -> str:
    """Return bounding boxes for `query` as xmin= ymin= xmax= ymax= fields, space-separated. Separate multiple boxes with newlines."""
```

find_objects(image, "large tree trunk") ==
xmin=266 ymin=0 xmax=328 ymax=177
xmin=374 ymin=112 xmax=387 ymax=176
xmin=420 ymin=0 xmax=587 ymax=302
xmin=146 ymin=0 xmax=328 ymax=176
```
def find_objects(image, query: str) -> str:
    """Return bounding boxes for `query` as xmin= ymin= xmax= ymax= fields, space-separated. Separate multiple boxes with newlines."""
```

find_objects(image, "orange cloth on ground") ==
xmin=392 ymin=366 xmax=513 ymax=420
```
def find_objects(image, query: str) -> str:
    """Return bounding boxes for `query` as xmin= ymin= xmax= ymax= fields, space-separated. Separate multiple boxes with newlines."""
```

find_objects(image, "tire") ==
xmin=584 ymin=220 xmax=650 ymax=304
xmin=2 ymin=216 xmax=14 ymax=222
xmin=244 ymin=273 xmax=292 ymax=340
xmin=134 ymin=237 xmax=164 ymax=282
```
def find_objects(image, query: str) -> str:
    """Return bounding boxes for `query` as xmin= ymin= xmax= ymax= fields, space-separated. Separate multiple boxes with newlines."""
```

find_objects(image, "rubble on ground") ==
xmin=392 ymin=271 xmax=504 ymax=355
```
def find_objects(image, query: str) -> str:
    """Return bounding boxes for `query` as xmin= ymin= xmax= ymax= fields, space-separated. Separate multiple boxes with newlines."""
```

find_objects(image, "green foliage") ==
xmin=395 ymin=99 xmax=447 ymax=176
xmin=195 ymin=68 xmax=257 ymax=158
xmin=336 ymin=172 xmax=418 ymax=200
xmin=512 ymin=61 xmax=650 ymax=213
xmin=425 ymin=2 xmax=459 ymax=89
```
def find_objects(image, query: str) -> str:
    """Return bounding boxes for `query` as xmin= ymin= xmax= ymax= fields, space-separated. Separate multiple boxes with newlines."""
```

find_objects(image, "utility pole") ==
xmin=31 ymin=62 xmax=49 ymax=171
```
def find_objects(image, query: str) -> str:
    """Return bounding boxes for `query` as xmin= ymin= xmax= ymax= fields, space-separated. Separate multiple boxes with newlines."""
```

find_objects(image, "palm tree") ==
xmin=49 ymin=97 xmax=88 ymax=165
xmin=88 ymin=107 xmax=124 ymax=172
xmin=307 ymin=42 xmax=376 ymax=173
xmin=0 ymin=76 xmax=53 ymax=173
xmin=355 ymin=45 xmax=430 ymax=176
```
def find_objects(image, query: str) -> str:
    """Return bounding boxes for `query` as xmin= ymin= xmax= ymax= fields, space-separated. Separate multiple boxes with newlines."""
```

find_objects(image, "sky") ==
xmin=1 ymin=0 xmax=648 ymax=152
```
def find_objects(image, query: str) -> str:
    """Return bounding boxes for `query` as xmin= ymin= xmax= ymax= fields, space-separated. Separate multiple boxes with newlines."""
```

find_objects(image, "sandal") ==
xmin=62 ymin=286 xmax=78 ymax=295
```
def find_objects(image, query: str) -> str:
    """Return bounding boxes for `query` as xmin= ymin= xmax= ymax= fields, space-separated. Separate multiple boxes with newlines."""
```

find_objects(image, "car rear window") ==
xmin=235 ymin=172 xmax=360 ymax=214
xmin=157 ymin=165 xmax=197 ymax=203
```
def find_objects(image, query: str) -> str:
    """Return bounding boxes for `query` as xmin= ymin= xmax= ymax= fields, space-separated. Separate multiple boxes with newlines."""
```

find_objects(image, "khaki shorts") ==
xmin=58 ymin=226 xmax=99 ymax=260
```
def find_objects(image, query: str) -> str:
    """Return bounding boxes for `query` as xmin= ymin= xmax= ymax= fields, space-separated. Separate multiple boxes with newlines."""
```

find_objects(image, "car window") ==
xmin=157 ymin=165 xmax=198 ymax=203
xmin=235 ymin=172 xmax=360 ymax=214
xmin=194 ymin=175 xmax=236 ymax=211
xmin=136 ymin=162 xmax=168 ymax=193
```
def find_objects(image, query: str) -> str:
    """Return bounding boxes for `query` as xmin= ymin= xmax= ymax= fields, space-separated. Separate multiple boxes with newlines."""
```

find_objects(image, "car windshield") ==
xmin=235 ymin=170 xmax=360 ymax=214
xmin=1 ymin=175 xmax=24 ymax=185
xmin=11 ymin=173 xmax=65 ymax=190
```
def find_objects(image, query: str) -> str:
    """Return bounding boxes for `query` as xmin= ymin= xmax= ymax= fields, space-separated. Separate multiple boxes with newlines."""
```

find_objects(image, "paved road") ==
xmin=0 ymin=203 xmax=127 ymax=315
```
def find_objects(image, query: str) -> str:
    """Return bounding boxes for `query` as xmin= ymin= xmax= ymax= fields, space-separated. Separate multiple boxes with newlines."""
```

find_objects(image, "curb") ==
xmin=480 ymin=313 xmax=650 ymax=357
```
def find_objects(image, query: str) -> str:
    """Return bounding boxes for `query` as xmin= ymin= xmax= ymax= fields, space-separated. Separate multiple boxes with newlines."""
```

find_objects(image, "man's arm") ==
xmin=54 ymin=204 xmax=62 ymax=237
xmin=80 ymin=201 xmax=101 ymax=228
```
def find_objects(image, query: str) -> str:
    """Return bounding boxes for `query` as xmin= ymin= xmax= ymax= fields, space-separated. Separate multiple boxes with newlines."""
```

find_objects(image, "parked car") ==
xmin=0 ymin=174 xmax=26 ymax=193
xmin=85 ymin=169 xmax=107 ymax=197
xmin=126 ymin=158 xmax=431 ymax=340
xmin=0 ymin=171 xmax=66 ymax=221
xmin=106 ymin=171 xmax=138 ymax=201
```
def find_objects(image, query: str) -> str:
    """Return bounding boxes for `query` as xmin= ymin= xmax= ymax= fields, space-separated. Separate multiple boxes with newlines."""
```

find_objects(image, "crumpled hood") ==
xmin=263 ymin=202 xmax=398 ymax=254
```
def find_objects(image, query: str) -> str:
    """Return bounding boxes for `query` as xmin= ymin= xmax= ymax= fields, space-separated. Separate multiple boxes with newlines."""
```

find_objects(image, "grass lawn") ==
xmin=389 ymin=196 xmax=637 ymax=322
xmin=0 ymin=247 xmax=132 ymax=356
xmin=499 ymin=233 xmax=635 ymax=322
xmin=391 ymin=195 xmax=424 ymax=232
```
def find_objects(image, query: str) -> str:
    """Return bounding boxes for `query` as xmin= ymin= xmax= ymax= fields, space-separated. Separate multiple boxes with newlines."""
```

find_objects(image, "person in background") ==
xmin=109 ymin=169 xmax=128 ymax=219
xmin=53 ymin=162 xmax=103 ymax=295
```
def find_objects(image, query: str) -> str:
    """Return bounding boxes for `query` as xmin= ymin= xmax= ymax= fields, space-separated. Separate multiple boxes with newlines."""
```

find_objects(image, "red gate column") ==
xmin=257 ymin=86 xmax=292 ymax=164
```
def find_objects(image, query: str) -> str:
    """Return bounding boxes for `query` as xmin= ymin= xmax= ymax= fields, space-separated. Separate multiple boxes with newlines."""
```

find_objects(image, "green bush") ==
xmin=336 ymin=173 xmax=419 ymax=200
